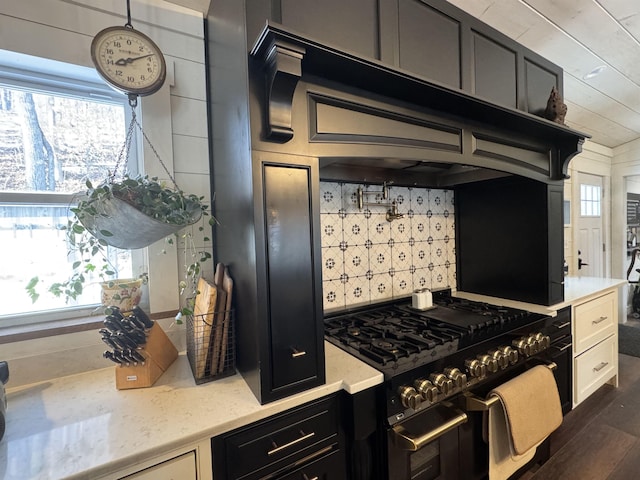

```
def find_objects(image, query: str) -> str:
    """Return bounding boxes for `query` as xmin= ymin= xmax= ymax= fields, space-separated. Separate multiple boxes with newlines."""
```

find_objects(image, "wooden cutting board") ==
xmin=193 ymin=277 xmax=217 ymax=379
xmin=208 ymin=263 xmax=227 ymax=374
xmin=217 ymin=267 xmax=234 ymax=374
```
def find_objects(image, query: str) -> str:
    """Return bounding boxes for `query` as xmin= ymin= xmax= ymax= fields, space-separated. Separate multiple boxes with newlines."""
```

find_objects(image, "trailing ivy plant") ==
xmin=26 ymin=174 xmax=215 ymax=317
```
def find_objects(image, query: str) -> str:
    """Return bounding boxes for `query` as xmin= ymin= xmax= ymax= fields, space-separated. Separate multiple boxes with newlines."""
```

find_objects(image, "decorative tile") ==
xmin=321 ymin=213 xmax=342 ymax=247
xmin=370 ymin=272 xmax=393 ymax=302
xmin=343 ymin=213 xmax=368 ymax=246
xmin=342 ymin=183 xmax=361 ymax=214
xmin=429 ymin=189 xmax=447 ymax=215
xmin=410 ymin=188 xmax=429 ymax=214
xmin=345 ymin=276 xmax=371 ymax=305
xmin=392 ymin=269 xmax=413 ymax=297
xmin=412 ymin=241 xmax=430 ymax=270
xmin=368 ymin=213 xmax=391 ymax=245
xmin=343 ymin=244 xmax=369 ymax=278
xmin=319 ymin=181 xmax=342 ymax=213
xmin=412 ymin=267 xmax=431 ymax=291
xmin=392 ymin=243 xmax=412 ymax=271
xmin=390 ymin=217 xmax=411 ymax=243
xmin=432 ymin=265 xmax=449 ymax=289
xmin=319 ymin=180 xmax=457 ymax=310
xmin=389 ymin=186 xmax=411 ymax=213
xmin=322 ymin=279 xmax=345 ymax=311
xmin=411 ymin=214 xmax=430 ymax=242
xmin=321 ymin=246 xmax=344 ymax=282
xmin=369 ymin=244 xmax=391 ymax=274
xmin=431 ymin=239 xmax=447 ymax=266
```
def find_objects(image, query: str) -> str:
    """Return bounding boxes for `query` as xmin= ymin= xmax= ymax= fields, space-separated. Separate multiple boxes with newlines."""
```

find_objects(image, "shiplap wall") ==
xmin=0 ymin=0 xmax=210 ymax=386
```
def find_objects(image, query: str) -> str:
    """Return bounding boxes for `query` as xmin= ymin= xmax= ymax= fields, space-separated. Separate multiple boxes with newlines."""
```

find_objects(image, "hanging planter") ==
xmin=75 ymin=175 xmax=204 ymax=250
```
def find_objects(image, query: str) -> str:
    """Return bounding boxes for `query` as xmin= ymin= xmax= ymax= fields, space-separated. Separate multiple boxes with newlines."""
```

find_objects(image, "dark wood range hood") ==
xmin=208 ymin=13 xmax=589 ymax=405
xmin=249 ymin=22 xmax=589 ymax=187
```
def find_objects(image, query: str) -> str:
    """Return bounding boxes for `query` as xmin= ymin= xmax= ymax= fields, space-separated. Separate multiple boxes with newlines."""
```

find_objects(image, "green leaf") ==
xmin=99 ymin=229 xmax=113 ymax=237
xmin=26 ymin=276 xmax=39 ymax=289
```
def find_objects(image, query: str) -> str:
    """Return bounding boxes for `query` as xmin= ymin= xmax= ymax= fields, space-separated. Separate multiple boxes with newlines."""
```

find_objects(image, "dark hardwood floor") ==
xmin=521 ymin=353 xmax=640 ymax=479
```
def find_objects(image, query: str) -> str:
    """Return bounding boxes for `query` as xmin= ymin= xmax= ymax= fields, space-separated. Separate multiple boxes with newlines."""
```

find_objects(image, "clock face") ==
xmin=91 ymin=26 xmax=166 ymax=96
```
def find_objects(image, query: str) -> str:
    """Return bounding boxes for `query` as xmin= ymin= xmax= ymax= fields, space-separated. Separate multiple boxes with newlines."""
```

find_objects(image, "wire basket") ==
xmin=186 ymin=309 xmax=235 ymax=384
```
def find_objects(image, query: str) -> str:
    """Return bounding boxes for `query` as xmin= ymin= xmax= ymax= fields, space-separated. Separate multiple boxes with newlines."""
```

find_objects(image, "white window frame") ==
xmin=0 ymin=50 xmax=146 ymax=328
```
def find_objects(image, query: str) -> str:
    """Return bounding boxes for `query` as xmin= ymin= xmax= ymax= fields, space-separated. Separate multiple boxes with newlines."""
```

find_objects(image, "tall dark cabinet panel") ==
xmin=262 ymin=163 xmax=324 ymax=393
xmin=456 ymin=176 xmax=564 ymax=306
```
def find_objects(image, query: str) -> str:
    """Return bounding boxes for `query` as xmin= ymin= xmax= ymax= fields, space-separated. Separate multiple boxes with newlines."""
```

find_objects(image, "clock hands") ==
xmin=115 ymin=53 xmax=154 ymax=66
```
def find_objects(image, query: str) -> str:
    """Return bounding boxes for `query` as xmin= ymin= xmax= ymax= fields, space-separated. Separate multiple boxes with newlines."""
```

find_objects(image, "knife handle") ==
xmin=103 ymin=351 xmax=122 ymax=365
xmin=104 ymin=306 xmax=125 ymax=319
xmin=132 ymin=306 xmax=154 ymax=329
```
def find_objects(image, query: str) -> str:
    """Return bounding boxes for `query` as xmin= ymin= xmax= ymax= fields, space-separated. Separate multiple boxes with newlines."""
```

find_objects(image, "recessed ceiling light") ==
xmin=583 ymin=65 xmax=607 ymax=80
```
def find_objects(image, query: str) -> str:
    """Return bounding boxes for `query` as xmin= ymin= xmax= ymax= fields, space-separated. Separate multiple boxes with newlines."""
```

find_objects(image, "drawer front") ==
xmin=279 ymin=449 xmax=347 ymax=480
xmin=121 ymin=451 xmax=196 ymax=480
xmin=573 ymin=291 xmax=616 ymax=355
xmin=223 ymin=397 xmax=339 ymax=479
xmin=574 ymin=334 xmax=617 ymax=406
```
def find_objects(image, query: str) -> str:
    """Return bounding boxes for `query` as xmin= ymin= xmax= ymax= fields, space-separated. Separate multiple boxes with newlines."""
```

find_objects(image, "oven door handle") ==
xmin=391 ymin=405 xmax=468 ymax=451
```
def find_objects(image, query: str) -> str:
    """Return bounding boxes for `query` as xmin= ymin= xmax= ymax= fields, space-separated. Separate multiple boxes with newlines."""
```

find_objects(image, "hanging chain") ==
xmin=125 ymin=0 xmax=132 ymax=28
xmin=110 ymin=97 xmax=181 ymax=191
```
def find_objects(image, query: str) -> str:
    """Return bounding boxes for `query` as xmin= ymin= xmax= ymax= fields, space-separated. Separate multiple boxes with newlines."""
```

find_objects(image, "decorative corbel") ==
xmin=551 ymin=137 xmax=585 ymax=180
xmin=262 ymin=39 xmax=305 ymax=141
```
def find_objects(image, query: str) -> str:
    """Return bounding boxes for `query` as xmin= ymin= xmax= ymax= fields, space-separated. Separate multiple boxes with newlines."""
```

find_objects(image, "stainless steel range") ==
xmin=324 ymin=290 xmax=571 ymax=480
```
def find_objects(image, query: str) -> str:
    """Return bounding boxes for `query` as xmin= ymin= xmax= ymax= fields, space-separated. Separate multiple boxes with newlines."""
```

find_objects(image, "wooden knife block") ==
xmin=115 ymin=323 xmax=178 ymax=390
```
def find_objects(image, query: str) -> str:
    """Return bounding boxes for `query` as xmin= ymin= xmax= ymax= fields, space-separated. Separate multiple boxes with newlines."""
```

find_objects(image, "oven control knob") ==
xmin=398 ymin=386 xmax=423 ymax=410
xmin=534 ymin=333 xmax=551 ymax=350
xmin=500 ymin=346 xmax=519 ymax=365
xmin=414 ymin=379 xmax=439 ymax=402
xmin=513 ymin=338 xmax=533 ymax=357
xmin=526 ymin=335 xmax=541 ymax=355
xmin=429 ymin=373 xmax=454 ymax=396
xmin=477 ymin=354 xmax=499 ymax=373
xmin=444 ymin=367 xmax=468 ymax=388
xmin=488 ymin=349 xmax=509 ymax=370
xmin=465 ymin=358 xmax=486 ymax=378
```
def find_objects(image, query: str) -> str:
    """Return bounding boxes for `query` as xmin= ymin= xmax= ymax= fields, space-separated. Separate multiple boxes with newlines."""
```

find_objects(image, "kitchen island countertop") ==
xmin=0 ymin=341 xmax=383 ymax=480
xmin=455 ymin=276 xmax=627 ymax=314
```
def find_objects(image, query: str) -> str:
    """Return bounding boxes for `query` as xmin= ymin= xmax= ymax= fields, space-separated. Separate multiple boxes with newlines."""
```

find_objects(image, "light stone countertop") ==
xmin=455 ymin=276 xmax=627 ymax=314
xmin=0 ymin=341 xmax=383 ymax=480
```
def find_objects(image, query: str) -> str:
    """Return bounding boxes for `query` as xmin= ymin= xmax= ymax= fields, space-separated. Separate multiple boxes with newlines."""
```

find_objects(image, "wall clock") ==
xmin=91 ymin=25 xmax=166 ymax=97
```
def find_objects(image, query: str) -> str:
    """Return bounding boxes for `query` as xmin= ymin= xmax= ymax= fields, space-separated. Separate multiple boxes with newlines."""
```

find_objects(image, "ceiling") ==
xmin=447 ymin=0 xmax=640 ymax=149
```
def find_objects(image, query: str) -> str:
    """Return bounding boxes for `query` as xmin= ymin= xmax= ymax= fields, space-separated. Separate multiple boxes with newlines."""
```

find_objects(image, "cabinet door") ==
xmin=263 ymin=163 xmax=323 ymax=391
xmin=280 ymin=0 xmax=378 ymax=59
xmin=471 ymin=30 xmax=517 ymax=108
xmin=574 ymin=334 xmax=617 ymax=406
xmin=396 ymin=0 xmax=462 ymax=88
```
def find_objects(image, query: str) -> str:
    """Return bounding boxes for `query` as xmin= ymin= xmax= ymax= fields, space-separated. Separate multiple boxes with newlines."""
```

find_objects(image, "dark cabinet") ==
xmin=455 ymin=175 xmax=564 ymax=306
xmin=263 ymin=163 xmax=324 ymax=392
xmin=245 ymin=0 xmax=378 ymax=59
xmin=246 ymin=0 xmax=563 ymax=120
xmin=396 ymin=0 xmax=462 ymax=88
xmin=212 ymin=395 xmax=347 ymax=479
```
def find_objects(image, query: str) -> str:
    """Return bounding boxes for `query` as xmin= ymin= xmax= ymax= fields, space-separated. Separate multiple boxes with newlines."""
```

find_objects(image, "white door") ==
xmin=576 ymin=172 xmax=604 ymax=278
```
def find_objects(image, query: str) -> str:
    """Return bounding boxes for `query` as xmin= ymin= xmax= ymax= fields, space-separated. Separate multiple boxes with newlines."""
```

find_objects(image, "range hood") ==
xmin=249 ymin=22 xmax=589 ymax=187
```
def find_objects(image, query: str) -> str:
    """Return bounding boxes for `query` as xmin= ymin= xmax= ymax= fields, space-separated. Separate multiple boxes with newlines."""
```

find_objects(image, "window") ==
xmin=0 ymin=50 xmax=139 ymax=326
xmin=580 ymin=183 xmax=601 ymax=217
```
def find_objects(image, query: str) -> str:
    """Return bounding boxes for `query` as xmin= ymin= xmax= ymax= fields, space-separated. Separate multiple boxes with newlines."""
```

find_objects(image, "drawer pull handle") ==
xmin=268 ymin=430 xmax=315 ymax=456
xmin=593 ymin=362 xmax=609 ymax=372
xmin=303 ymin=476 xmax=319 ymax=480
xmin=556 ymin=343 xmax=572 ymax=352
xmin=291 ymin=349 xmax=307 ymax=358
xmin=592 ymin=316 xmax=608 ymax=324
xmin=555 ymin=321 xmax=571 ymax=329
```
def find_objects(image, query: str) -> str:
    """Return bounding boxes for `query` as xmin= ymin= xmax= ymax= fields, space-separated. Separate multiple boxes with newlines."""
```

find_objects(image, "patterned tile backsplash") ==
xmin=320 ymin=181 xmax=456 ymax=312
